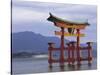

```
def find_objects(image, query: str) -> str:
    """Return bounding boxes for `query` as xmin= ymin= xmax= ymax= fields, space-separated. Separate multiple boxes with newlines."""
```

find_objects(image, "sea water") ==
xmin=12 ymin=56 xmax=97 ymax=74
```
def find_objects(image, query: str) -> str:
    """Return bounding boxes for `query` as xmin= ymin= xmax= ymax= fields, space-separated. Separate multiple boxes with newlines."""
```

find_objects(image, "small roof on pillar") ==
xmin=47 ymin=13 xmax=90 ymax=26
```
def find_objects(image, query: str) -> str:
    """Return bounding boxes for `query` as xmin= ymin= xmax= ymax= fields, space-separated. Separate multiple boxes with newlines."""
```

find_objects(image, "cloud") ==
xmin=12 ymin=7 xmax=49 ymax=23
xmin=12 ymin=0 xmax=97 ymax=15
xmin=12 ymin=0 xmax=97 ymax=42
xmin=12 ymin=0 xmax=97 ymax=23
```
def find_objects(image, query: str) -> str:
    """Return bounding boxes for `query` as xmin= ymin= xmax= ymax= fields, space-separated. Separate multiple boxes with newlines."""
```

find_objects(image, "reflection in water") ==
xmin=76 ymin=64 xmax=81 ymax=70
xmin=48 ymin=65 xmax=65 ymax=72
xmin=68 ymin=65 xmax=76 ymax=70
xmin=48 ymin=63 xmax=92 ymax=72
xmin=88 ymin=63 xmax=92 ymax=69
xmin=60 ymin=66 xmax=65 ymax=71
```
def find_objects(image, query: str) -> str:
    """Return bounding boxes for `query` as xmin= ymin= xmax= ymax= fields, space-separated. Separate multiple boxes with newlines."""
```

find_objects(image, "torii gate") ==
xmin=47 ymin=13 xmax=92 ymax=68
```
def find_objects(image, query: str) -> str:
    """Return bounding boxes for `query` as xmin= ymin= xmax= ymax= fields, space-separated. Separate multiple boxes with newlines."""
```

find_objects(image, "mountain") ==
xmin=12 ymin=31 xmax=97 ymax=57
xmin=12 ymin=31 xmax=69 ymax=53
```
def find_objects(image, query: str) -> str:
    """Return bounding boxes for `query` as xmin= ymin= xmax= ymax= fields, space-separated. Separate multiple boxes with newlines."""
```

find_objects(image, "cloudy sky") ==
xmin=12 ymin=0 xmax=97 ymax=43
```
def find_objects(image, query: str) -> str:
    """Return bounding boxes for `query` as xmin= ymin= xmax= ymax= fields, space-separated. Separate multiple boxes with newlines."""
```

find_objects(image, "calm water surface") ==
xmin=12 ymin=57 xmax=97 ymax=75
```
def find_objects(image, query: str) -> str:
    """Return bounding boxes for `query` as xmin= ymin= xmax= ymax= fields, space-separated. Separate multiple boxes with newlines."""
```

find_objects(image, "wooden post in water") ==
xmin=67 ymin=43 xmax=71 ymax=65
xmin=60 ymin=27 xmax=65 ymax=67
xmin=87 ymin=42 xmax=92 ymax=65
xmin=76 ymin=29 xmax=81 ymax=65
xmin=48 ymin=43 xmax=54 ymax=68
xmin=70 ymin=42 xmax=76 ymax=65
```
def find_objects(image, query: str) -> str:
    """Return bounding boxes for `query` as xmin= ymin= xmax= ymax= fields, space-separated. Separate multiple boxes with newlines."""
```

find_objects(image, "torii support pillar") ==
xmin=48 ymin=43 xmax=54 ymax=68
xmin=87 ymin=42 xmax=92 ymax=65
xmin=70 ymin=42 xmax=76 ymax=65
xmin=67 ymin=43 xmax=71 ymax=65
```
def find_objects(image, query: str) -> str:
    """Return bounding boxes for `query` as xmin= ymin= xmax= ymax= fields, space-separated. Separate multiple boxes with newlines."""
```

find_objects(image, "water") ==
xmin=12 ymin=57 xmax=97 ymax=75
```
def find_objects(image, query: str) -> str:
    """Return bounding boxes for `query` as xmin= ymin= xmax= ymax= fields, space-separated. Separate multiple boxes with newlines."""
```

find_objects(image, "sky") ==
xmin=12 ymin=0 xmax=97 ymax=43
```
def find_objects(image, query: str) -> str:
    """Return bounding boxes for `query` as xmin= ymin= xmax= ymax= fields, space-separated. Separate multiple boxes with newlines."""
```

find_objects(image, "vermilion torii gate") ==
xmin=47 ymin=13 xmax=92 ymax=67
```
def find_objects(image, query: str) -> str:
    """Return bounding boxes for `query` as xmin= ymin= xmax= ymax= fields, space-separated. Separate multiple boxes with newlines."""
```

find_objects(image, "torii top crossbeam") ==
xmin=47 ymin=13 xmax=90 ymax=29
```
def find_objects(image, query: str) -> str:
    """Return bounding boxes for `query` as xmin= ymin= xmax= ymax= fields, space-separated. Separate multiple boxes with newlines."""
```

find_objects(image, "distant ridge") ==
xmin=12 ymin=31 xmax=69 ymax=53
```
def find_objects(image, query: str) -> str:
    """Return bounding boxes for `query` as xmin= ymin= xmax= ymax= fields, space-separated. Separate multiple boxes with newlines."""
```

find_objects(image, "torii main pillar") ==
xmin=60 ymin=27 xmax=65 ymax=66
